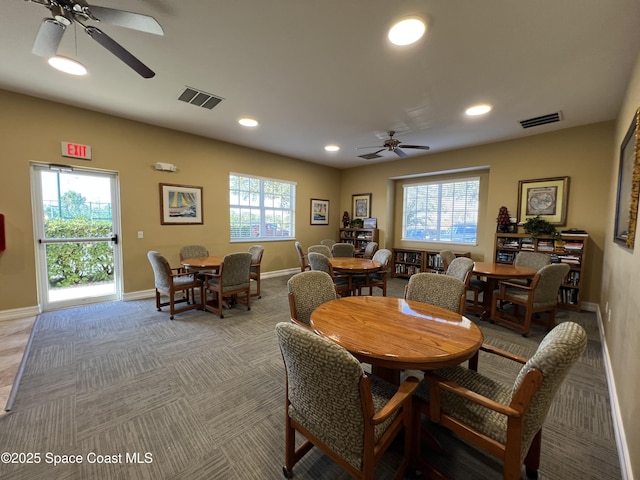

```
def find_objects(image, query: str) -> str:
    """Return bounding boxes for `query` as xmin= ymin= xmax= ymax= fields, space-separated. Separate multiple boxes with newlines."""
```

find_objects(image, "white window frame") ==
xmin=229 ymin=173 xmax=296 ymax=242
xmin=402 ymin=176 xmax=480 ymax=245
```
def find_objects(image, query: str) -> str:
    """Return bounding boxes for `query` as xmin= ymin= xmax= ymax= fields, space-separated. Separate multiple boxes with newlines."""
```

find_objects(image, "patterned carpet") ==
xmin=0 ymin=275 xmax=621 ymax=479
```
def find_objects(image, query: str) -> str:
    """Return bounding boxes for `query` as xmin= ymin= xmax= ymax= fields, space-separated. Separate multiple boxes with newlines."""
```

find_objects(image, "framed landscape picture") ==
xmin=614 ymin=108 xmax=640 ymax=249
xmin=310 ymin=198 xmax=329 ymax=225
xmin=160 ymin=183 xmax=203 ymax=225
xmin=517 ymin=177 xmax=569 ymax=226
xmin=352 ymin=193 xmax=371 ymax=219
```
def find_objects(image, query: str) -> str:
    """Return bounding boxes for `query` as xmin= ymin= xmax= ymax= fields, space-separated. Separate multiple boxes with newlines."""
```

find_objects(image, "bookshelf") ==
xmin=339 ymin=228 xmax=379 ymax=255
xmin=392 ymin=248 xmax=470 ymax=278
xmin=494 ymin=232 xmax=588 ymax=311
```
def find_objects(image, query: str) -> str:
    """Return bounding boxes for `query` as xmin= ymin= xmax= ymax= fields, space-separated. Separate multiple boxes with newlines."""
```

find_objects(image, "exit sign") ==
xmin=61 ymin=142 xmax=92 ymax=160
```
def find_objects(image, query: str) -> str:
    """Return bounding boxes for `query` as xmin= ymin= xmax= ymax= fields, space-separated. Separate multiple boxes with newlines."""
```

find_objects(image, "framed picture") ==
xmin=517 ymin=177 xmax=569 ymax=226
xmin=614 ymin=108 xmax=640 ymax=249
xmin=310 ymin=198 xmax=329 ymax=225
xmin=352 ymin=193 xmax=371 ymax=219
xmin=159 ymin=183 xmax=203 ymax=225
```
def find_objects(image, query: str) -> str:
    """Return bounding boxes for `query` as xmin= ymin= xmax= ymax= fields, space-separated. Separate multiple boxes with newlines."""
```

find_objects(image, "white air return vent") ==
xmin=358 ymin=153 xmax=383 ymax=160
xmin=519 ymin=111 xmax=562 ymax=129
xmin=178 ymin=87 xmax=224 ymax=109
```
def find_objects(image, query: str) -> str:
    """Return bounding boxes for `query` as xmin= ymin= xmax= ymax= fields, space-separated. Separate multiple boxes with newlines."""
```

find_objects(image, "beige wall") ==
xmin=603 ymin=50 xmax=640 ymax=478
xmin=0 ymin=90 xmax=341 ymax=311
xmin=340 ymin=122 xmax=615 ymax=305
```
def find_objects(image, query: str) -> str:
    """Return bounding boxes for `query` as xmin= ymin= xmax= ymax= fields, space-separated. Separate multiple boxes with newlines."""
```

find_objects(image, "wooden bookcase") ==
xmin=391 ymin=248 xmax=470 ymax=278
xmin=339 ymin=228 xmax=379 ymax=255
xmin=494 ymin=232 xmax=588 ymax=311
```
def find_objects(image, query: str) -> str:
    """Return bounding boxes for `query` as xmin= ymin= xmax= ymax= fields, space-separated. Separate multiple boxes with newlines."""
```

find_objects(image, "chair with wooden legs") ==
xmin=248 ymin=244 xmax=264 ymax=298
xmin=294 ymin=241 xmax=310 ymax=272
xmin=203 ymin=252 xmax=252 ymax=318
xmin=287 ymin=270 xmax=336 ymax=329
xmin=404 ymin=272 xmax=466 ymax=314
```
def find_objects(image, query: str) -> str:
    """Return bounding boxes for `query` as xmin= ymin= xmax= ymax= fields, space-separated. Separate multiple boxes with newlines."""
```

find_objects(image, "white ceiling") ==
xmin=2 ymin=0 xmax=640 ymax=169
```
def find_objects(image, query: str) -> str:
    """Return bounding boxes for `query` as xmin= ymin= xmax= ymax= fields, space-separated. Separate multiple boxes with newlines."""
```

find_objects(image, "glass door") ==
xmin=32 ymin=164 xmax=122 ymax=311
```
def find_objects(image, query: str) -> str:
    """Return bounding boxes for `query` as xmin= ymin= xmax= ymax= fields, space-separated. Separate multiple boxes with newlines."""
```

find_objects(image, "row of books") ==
xmin=395 ymin=252 xmax=423 ymax=264
xmin=559 ymin=287 xmax=579 ymax=305
xmin=394 ymin=265 xmax=421 ymax=275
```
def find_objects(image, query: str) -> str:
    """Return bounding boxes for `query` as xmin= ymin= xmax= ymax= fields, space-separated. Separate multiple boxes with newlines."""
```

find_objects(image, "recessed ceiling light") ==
xmin=388 ymin=17 xmax=426 ymax=46
xmin=465 ymin=104 xmax=492 ymax=116
xmin=324 ymin=145 xmax=340 ymax=152
xmin=48 ymin=56 xmax=87 ymax=76
xmin=238 ymin=118 xmax=258 ymax=127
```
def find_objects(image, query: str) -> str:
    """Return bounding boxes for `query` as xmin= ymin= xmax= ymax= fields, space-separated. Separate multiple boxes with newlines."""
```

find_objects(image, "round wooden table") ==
xmin=472 ymin=261 xmax=537 ymax=319
xmin=180 ymin=255 xmax=223 ymax=270
xmin=329 ymin=257 xmax=381 ymax=273
xmin=310 ymin=296 xmax=483 ymax=383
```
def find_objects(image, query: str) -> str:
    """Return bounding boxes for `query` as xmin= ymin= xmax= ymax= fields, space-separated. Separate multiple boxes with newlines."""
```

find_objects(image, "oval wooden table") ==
xmin=472 ymin=261 xmax=537 ymax=320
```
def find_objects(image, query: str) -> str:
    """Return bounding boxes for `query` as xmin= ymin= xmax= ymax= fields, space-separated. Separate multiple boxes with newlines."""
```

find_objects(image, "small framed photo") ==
xmin=160 ymin=183 xmax=203 ymax=225
xmin=363 ymin=218 xmax=377 ymax=228
xmin=310 ymin=198 xmax=329 ymax=225
xmin=352 ymin=193 xmax=372 ymax=219
xmin=517 ymin=177 xmax=569 ymax=226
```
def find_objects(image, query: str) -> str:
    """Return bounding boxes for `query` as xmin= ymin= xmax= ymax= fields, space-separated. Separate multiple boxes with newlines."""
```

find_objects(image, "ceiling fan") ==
xmin=356 ymin=130 xmax=430 ymax=158
xmin=26 ymin=0 xmax=164 ymax=78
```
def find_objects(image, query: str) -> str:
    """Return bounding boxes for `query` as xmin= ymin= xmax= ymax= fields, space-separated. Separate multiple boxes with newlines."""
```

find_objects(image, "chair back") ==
xmin=287 ymin=271 xmax=336 ymax=326
xmin=405 ymin=272 xmax=466 ymax=313
xmin=307 ymin=251 xmax=332 ymax=274
xmin=372 ymin=248 xmax=392 ymax=271
xmin=531 ymin=263 xmax=570 ymax=305
xmin=439 ymin=250 xmax=456 ymax=271
xmin=514 ymin=251 xmax=551 ymax=271
xmin=179 ymin=244 xmax=208 ymax=261
xmin=275 ymin=322 xmax=368 ymax=469
xmin=308 ymin=244 xmax=332 ymax=257
xmin=220 ymin=252 xmax=253 ymax=289
xmin=320 ymin=239 xmax=336 ymax=248
xmin=446 ymin=257 xmax=473 ymax=284
xmin=332 ymin=243 xmax=355 ymax=257
xmin=514 ymin=321 xmax=587 ymax=459
xmin=294 ymin=242 xmax=309 ymax=271
xmin=147 ymin=251 xmax=172 ymax=289
xmin=248 ymin=245 xmax=264 ymax=266
xmin=362 ymin=241 xmax=378 ymax=259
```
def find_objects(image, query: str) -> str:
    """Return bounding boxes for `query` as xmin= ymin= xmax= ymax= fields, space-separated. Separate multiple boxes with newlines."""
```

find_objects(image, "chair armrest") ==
xmin=203 ymin=271 xmax=222 ymax=281
xmin=426 ymin=372 xmax=521 ymax=418
xmin=479 ymin=344 xmax=528 ymax=364
xmin=371 ymin=376 xmax=419 ymax=425
xmin=499 ymin=280 xmax=534 ymax=292
xmin=171 ymin=270 xmax=198 ymax=279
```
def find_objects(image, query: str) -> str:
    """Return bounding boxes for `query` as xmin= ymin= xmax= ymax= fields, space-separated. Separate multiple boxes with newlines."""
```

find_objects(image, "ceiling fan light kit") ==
xmin=388 ymin=17 xmax=426 ymax=46
xmin=48 ymin=55 xmax=86 ymax=75
xmin=356 ymin=130 xmax=430 ymax=160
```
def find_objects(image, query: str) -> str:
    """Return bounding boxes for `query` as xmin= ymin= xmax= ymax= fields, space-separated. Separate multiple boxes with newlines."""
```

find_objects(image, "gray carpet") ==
xmin=0 ymin=276 xmax=621 ymax=479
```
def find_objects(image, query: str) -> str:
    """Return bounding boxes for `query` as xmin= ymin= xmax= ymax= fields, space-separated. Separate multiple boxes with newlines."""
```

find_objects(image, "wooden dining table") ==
xmin=472 ymin=261 xmax=537 ymax=320
xmin=310 ymin=295 xmax=483 ymax=384
xmin=180 ymin=255 xmax=223 ymax=271
xmin=329 ymin=257 xmax=381 ymax=274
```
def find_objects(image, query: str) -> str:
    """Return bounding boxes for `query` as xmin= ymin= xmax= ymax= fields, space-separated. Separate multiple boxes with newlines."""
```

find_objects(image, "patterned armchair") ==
xmin=275 ymin=322 xmax=419 ymax=479
xmin=404 ymin=272 xmax=466 ymax=314
xmin=294 ymin=241 xmax=310 ymax=272
xmin=491 ymin=263 xmax=570 ymax=336
xmin=248 ymin=245 xmax=264 ymax=298
xmin=320 ymin=239 xmax=336 ymax=248
xmin=308 ymin=252 xmax=352 ymax=297
xmin=179 ymin=244 xmax=208 ymax=262
xmin=414 ymin=321 xmax=587 ymax=480
xmin=287 ymin=271 xmax=336 ymax=328
xmin=445 ymin=256 xmax=473 ymax=283
xmin=204 ymin=252 xmax=252 ymax=318
xmin=361 ymin=241 xmax=378 ymax=259
xmin=332 ymin=242 xmax=355 ymax=257
xmin=439 ymin=250 xmax=456 ymax=271
xmin=308 ymin=244 xmax=333 ymax=257
xmin=446 ymin=257 xmax=485 ymax=315
xmin=510 ymin=251 xmax=551 ymax=286
xmin=147 ymin=251 xmax=203 ymax=320
xmin=355 ymin=248 xmax=391 ymax=296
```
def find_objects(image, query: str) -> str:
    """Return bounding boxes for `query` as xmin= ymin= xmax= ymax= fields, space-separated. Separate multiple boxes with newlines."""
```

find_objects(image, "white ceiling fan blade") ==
xmin=32 ymin=18 xmax=66 ymax=57
xmin=88 ymin=6 xmax=164 ymax=35
xmin=85 ymin=26 xmax=156 ymax=78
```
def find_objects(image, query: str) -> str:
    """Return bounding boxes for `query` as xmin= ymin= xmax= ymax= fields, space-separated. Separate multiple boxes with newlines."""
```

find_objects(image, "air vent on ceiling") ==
xmin=358 ymin=153 xmax=383 ymax=160
xmin=519 ymin=111 xmax=562 ymax=129
xmin=178 ymin=87 xmax=224 ymax=109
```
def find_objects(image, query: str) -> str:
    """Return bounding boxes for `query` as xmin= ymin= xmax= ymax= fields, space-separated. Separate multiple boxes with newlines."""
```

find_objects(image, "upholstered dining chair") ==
xmin=361 ymin=241 xmax=378 ymax=259
xmin=179 ymin=244 xmax=208 ymax=263
xmin=355 ymin=248 xmax=392 ymax=296
xmin=404 ymin=272 xmax=466 ymax=314
xmin=308 ymin=244 xmax=333 ymax=257
xmin=320 ymin=238 xmax=336 ymax=248
xmin=510 ymin=251 xmax=551 ymax=286
xmin=439 ymin=250 xmax=456 ymax=272
xmin=294 ymin=241 xmax=310 ymax=272
xmin=491 ymin=263 xmax=570 ymax=336
xmin=275 ymin=322 xmax=419 ymax=480
xmin=308 ymin=251 xmax=352 ymax=297
xmin=414 ymin=321 xmax=587 ymax=480
xmin=248 ymin=244 xmax=264 ymax=298
xmin=287 ymin=270 xmax=336 ymax=328
xmin=445 ymin=256 xmax=473 ymax=283
xmin=332 ymin=242 xmax=355 ymax=257
xmin=203 ymin=252 xmax=252 ymax=318
xmin=445 ymin=257 xmax=485 ymax=315
xmin=147 ymin=251 xmax=203 ymax=320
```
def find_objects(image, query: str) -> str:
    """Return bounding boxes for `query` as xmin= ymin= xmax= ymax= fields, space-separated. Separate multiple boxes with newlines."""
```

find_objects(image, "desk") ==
xmin=310 ymin=296 xmax=483 ymax=384
xmin=472 ymin=262 xmax=537 ymax=320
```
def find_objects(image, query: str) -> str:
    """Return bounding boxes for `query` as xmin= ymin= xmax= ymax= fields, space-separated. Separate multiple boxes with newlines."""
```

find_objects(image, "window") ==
xmin=402 ymin=177 xmax=479 ymax=244
xmin=230 ymin=173 xmax=295 ymax=241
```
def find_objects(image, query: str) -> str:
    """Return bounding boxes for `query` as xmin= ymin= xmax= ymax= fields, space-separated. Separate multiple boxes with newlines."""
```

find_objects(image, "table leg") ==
xmin=371 ymin=365 xmax=400 ymax=385
xmin=480 ymin=277 xmax=498 ymax=321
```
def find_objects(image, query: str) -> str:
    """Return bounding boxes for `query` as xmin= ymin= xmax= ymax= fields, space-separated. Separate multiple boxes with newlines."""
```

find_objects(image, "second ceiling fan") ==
xmin=357 ymin=131 xmax=430 ymax=158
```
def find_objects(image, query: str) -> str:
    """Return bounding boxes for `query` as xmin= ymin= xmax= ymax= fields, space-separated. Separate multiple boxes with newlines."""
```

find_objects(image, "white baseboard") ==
xmin=595 ymin=306 xmax=633 ymax=480
xmin=0 ymin=305 xmax=40 ymax=322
